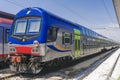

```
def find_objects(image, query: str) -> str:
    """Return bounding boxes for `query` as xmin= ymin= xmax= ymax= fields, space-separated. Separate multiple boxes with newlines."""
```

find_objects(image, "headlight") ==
xmin=9 ymin=47 xmax=16 ymax=52
xmin=32 ymin=48 xmax=39 ymax=54
xmin=32 ymin=44 xmax=46 ymax=56
xmin=33 ymin=40 xmax=39 ymax=47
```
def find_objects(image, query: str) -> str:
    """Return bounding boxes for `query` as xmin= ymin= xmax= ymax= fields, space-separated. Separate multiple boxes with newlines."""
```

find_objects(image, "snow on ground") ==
xmin=83 ymin=48 xmax=120 ymax=80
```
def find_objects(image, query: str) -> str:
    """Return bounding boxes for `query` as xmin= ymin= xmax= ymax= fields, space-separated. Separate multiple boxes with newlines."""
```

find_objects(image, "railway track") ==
xmin=0 ymin=48 xmax=118 ymax=80
xmin=72 ymin=48 xmax=117 ymax=80
xmin=106 ymin=51 xmax=120 ymax=80
xmin=0 ymin=68 xmax=20 ymax=80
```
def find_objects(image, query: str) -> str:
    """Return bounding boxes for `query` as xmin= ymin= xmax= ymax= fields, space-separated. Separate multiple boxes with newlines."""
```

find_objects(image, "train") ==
xmin=0 ymin=11 xmax=14 ymax=67
xmin=8 ymin=7 xmax=119 ymax=74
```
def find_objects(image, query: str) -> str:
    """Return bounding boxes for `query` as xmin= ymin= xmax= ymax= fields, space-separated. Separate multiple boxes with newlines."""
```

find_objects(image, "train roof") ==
xmin=0 ymin=17 xmax=13 ymax=25
xmin=14 ymin=7 xmax=112 ymax=41
xmin=40 ymin=8 xmax=109 ymax=40
xmin=0 ymin=11 xmax=14 ymax=25
xmin=0 ymin=11 xmax=14 ymax=20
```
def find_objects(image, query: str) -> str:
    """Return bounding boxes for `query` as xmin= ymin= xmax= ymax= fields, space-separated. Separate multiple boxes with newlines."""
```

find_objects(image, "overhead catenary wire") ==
xmin=5 ymin=0 xmax=25 ymax=8
xmin=53 ymin=0 xmax=95 ymax=28
xmin=4 ymin=0 xmax=116 ymax=29
xmin=102 ymin=0 xmax=116 ymax=28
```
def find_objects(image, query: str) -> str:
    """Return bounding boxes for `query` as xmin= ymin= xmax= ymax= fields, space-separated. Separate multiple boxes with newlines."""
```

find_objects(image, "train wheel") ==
xmin=52 ymin=59 xmax=59 ymax=67
xmin=47 ymin=61 xmax=53 ymax=67
xmin=18 ymin=63 xmax=27 ymax=73
xmin=30 ymin=63 xmax=43 ymax=74
xmin=10 ymin=63 xmax=19 ymax=72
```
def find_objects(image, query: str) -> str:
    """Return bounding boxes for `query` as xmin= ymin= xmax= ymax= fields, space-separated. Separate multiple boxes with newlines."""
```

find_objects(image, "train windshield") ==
xmin=14 ymin=18 xmax=41 ymax=35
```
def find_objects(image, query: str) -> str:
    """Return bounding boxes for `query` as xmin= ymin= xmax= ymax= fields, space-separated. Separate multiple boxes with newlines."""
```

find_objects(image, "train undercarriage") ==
xmin=9 ymin=47 xmax=118 ymax=74
xmin=9 ymin=55 xmax=73 ymax=74
xmin=0 ymin=57 xmax=10 ymax=69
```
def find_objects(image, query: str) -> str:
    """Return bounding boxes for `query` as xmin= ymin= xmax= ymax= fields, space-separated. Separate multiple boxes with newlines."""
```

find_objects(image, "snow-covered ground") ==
xmin=83 ymin=48 xmax=120 ymax=80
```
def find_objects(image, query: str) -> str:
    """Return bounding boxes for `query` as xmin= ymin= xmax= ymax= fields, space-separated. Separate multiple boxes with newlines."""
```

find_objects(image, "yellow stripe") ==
xmin=54 ymin=44 xmax=71 ymax=51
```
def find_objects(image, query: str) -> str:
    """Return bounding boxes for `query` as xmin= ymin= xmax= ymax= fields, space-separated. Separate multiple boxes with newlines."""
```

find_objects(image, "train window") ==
xmin=63 ymin=32 xmax=72 ymax=44
xmin=14 ymin=19 xmax=27 ymax=34
xmin=14 ymin=18 xmax=41 ymax=35
xmin=78 ymin=40 xmax=80 ymax=49
xmin=64 ymin=33 xmax=70 ymax=43
xmin=5 ymin=29 xmax=10 ymax=43
xmin=47 ymin=27 xmax=58 ymax=42
xmin=27 ymin=18 xmax=41 ymax=34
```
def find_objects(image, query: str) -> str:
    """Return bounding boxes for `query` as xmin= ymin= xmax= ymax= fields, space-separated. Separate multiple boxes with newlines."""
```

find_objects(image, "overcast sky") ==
xmin=1 ymin=0 xmax=120 ymax=42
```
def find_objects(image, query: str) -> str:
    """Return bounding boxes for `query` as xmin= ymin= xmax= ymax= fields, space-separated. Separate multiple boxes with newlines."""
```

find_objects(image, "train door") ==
xmin=74 ymin=29 xmax=80 ymax=58
xmin=0 ymin=26 xmax=4 ymax=59
xmin=4 ymin=29 xmax=10 ymax=57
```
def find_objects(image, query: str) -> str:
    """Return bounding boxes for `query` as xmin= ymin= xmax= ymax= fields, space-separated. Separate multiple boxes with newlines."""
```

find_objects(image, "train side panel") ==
xmin=0 ymin=11 xmax=14 ymax=63
xmin=0 ymin=25 xmax=10 ymax=61
xmin=8 ymin=7 xmax=119 ymax=74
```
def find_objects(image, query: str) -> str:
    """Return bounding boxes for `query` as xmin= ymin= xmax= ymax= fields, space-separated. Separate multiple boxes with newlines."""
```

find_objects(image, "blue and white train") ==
xmin=8 ymin=7 xmax=119 ymax=74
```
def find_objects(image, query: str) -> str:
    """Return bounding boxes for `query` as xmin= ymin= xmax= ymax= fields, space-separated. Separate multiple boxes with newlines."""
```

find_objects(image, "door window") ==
xmin=5 ymin=29 xmax=10 ymax=43
xmin=47 ymin=27 xmax=58 ymax=42
xmin=62 ymin=32 xmax=72 ymax=45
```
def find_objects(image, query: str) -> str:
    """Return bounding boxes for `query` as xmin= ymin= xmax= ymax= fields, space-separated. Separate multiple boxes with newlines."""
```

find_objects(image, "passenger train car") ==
xmin=8 ymin=7 xmax=118 ymax=73
xmin=0 ymin=11 xmax=14 ymax=67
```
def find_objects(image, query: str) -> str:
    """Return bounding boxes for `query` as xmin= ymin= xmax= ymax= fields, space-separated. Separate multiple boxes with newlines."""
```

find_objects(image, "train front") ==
xmin=8 ymin=7 xmax=47 ymax=74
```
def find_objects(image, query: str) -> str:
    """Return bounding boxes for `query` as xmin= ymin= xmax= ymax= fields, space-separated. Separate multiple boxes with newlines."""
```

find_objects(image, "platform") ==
xmin=83 ymin=48 xmax=120 ymax=80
